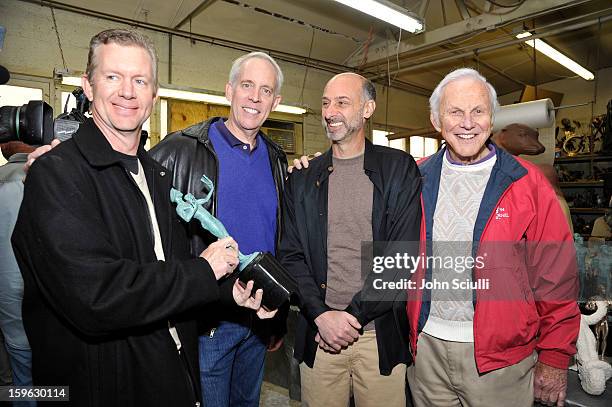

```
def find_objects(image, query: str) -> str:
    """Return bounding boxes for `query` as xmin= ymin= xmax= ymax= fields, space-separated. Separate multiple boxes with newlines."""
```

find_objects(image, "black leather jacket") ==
xmin=150 ymin=117 xmax=288 ymax=334
xmin=150 ymin=117 xmax=288 ymax=256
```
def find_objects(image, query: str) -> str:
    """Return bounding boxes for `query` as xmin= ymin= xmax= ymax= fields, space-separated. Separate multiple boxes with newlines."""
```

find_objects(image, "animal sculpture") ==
xmin=575 ymin=297 xmax=612 ymax=395
xmin=491 ymin=123 xmax=545 ymax=155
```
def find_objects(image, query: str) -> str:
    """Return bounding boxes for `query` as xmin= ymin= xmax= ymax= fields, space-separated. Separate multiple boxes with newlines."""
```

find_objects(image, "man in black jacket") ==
xmin=12 ymin=29 xmax=271 ymax=406
xmin=280 ymin=73 xmax=422 ymax=406
xmin=150 ymin=52 xmax=288 ymax=407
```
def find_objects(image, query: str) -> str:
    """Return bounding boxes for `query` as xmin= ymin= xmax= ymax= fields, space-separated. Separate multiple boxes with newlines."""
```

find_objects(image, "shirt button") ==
xmin=320 ymin=283 xmax=326 ymax=289
xmin=242 ymin=145 xmax=248 ymax=150
xmin=327 ymin=166 xmax=333 ymax=172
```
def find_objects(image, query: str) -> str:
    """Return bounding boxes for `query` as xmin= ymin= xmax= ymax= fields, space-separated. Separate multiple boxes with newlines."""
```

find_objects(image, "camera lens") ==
xmin=0 ymin=101 xmax=53 ymax=145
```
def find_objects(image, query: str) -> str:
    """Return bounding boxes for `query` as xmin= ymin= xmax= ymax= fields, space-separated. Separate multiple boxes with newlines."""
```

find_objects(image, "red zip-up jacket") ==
xmin=408 ymin=146 xmax=580 ymax=373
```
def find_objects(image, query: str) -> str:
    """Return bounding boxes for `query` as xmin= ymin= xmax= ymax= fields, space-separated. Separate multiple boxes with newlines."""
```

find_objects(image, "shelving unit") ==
xmin=555 ymin=154 xmax=612 ymax=164
xmin=555 ymin=153 xmax=611 ymax=236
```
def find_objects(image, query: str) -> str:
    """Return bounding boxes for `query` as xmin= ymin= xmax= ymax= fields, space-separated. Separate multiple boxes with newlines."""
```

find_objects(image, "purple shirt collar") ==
xmin=445 ymin=143 xmax=496 ymax=165
xmin=213 ymin=119 xmax=258 ymax=154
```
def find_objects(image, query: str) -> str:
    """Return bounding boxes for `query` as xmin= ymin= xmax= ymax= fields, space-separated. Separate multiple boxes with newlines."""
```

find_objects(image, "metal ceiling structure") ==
xmin=16 ymin=0 xmax=612 ymax=97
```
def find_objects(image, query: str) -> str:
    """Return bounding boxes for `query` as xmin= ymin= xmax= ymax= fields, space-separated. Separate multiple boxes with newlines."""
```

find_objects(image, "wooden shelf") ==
xmin=569 ymin=208 xmax=608 ymax=214
xmin=555 ymin=154 xmax=612 ymax=163
xmin=560 ymin=181 xmax=604 ymax=188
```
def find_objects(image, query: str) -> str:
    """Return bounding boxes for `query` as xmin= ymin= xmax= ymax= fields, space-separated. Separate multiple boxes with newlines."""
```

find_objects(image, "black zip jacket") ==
xmin=150 ymin=117 xmax=289 ymax=336
xmin=12 ymin=118 xmax=222 ymax=406
xmin=279 ymin=139 xmax=422 ymax=375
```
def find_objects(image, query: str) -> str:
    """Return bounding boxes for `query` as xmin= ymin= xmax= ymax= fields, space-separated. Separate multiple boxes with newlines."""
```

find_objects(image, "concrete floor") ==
xmin=259 ymin=381 xmax=300 ymax=407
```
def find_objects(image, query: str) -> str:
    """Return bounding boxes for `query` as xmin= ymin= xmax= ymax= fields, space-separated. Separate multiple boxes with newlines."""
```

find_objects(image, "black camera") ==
xmin=0 ymin=88 xmax=89 ymax=146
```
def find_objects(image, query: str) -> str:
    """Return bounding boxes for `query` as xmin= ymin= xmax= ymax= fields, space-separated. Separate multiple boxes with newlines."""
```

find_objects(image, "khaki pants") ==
xmin=300 ymin=330 xmax=406 ymax=407
xmin=407 ymin=333 xmax=536 ymax=407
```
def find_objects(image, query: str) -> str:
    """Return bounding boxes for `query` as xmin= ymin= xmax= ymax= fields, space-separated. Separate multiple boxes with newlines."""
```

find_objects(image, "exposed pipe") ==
xmin=16 ymin=0 xmax=431 ymax=96
xmin=367 ymin=13 xmax=612 ymax=80
xmin=357 ymin=0 xmax=597 ymax=71
xmin=18 ymin=0 xmax=348 ymax=73
xmin=168 ymin=35 xmax=173 ymax=84
xmin=474 ymin=58 xmax=525 ymax=87
xmin=174 ymin=0 xmax=217 ymax=29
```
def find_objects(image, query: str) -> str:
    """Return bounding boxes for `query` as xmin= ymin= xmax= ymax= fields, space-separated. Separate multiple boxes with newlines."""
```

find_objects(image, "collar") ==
xmin=420 ymin=141 xmax=526 ymax=181
xmin=73 ymin=118 xmax=150 ymax=169
xmin=445 ymin=143 xmax=496 ymax=165
xmin=316 ymin=138 xmax=380 ymax=183
xmin=183 ymin=117 xmax=285 ymax=156
xmin=213 ymin=119 xmax=258 ymax=152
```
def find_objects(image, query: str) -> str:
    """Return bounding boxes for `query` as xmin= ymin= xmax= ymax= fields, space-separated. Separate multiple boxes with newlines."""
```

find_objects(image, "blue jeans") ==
xmin=4 ymin=342 xmax=36 ymax=407
xmin=199 ymin=321 xmax=266 ymax=407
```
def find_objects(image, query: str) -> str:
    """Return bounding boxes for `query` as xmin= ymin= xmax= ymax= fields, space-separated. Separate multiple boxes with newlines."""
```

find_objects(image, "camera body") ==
xmin=0 ymin=88 xmax=89 ymax=146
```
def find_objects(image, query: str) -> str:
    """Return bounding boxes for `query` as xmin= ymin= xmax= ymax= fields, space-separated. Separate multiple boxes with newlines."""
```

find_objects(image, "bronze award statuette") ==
xmin=170 ymin=175 xmax=297 ymax=310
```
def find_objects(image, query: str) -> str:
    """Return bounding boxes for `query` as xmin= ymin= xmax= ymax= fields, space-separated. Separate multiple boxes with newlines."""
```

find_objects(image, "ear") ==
xmin=430 ymin=113 xmax=442 ymax=132
xmin=271 ymin=94 xmax=282 ymax=111
xmin=225 ymin=82 xmax=233 ymax=103
xmin=363 ymin=100 xmax=376 ymax=119
xmin=82 ymin=74 xmax=94 ymax=102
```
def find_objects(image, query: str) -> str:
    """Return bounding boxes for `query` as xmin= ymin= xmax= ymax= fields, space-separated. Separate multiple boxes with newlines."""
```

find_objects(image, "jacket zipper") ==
xmin=123 ymin=166 xmax=201 ymax=406
xmin=471 ymin=187 xmax=512 ymax=372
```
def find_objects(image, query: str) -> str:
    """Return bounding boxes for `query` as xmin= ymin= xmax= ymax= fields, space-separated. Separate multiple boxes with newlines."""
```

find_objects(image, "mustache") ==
xmin=324 ymin=116 xmax=344 ymax=124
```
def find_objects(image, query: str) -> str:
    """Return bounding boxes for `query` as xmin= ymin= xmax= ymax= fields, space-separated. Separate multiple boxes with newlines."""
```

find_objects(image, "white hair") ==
xmin=429 ymin=68 xmax=499 ymax=128
xmin=228 ymin=52 xmax=284 ymax=96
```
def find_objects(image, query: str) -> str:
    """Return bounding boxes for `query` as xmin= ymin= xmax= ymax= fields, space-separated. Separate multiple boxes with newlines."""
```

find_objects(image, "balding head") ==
xmin=322 ymin=72 xmax=376 ymax=144
xmin=326 ymin=73 xmax=376 ymax=105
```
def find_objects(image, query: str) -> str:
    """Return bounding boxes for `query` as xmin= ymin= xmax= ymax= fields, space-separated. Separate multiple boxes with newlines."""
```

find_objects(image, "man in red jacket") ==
xmin=406 ymin=68 xmax=580 ymax=407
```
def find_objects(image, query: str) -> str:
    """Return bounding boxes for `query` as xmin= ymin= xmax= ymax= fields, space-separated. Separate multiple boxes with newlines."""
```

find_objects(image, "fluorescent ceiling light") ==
xmin=516 ymin=32 xmax=594 ymax=81
xmin=60 ymin=76 xmax=307 ymax=114
xmin=333 ymin=0 xmax=423 ymax=33
xmin=157 ymin=88 xmax=228 ymax=105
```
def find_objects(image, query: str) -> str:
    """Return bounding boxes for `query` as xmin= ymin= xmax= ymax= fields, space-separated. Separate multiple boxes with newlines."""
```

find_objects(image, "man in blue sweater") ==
xmin=150 ymin=52 xmax=288 ymax=407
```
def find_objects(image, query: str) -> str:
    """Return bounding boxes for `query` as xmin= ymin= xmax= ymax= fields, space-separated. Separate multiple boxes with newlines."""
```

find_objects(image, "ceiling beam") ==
xmin=17 ymin=0 xmax=435 ymax=98
xmin=345 ymin=0 xmax=592 ymax=67
xmin=363 ymin=11 xmax=611 ymax=80
xmin=455 ymin=0 xmax=471 ymax=20
xmin=418 ymin=0 xmax=431 ymax=17
xmin=174 ymin=0 xmax=217 ymax=29
xmin=475 ymin=58 xmax=526 ymax=87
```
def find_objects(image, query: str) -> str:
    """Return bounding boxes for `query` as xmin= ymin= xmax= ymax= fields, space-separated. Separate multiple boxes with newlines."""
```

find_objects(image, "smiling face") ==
xmin=225 ymin=57 xmax=281 ymax=142
xmin=432 ymin=77 xmax=493 ymax=164
xmin=321 ymin=73 xmax=374 ymax=144
xmin=82 ymin=43 xmax=156 ymax=148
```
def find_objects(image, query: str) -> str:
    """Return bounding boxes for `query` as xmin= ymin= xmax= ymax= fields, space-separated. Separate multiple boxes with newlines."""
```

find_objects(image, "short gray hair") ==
xmin=228 ymin=52 xmax=284 ymax=96
xmin=429 ymin=68 xmax=499 ymax=128
xmin=362 ymin=77 xmax=376 ymax=103
xmin=86 ymin=29 xmax=158 ymax=89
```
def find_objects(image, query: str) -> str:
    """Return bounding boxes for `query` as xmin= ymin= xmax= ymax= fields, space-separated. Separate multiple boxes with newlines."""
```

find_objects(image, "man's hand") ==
xmin=24 ymin=139 xmax=61 ymax=173
xmin=314 ymin=310 xmax=361 ymax=351
xmin=287 ymin=152 xmax=321 ymax=173
xmin=267 ymin=335 xmax=284 ymax=352
xmin=232 ymin=279 xmax=278 ymax=319
xmin=534 ymin=361 xmax=568 ymax=407
xmin=199 ymin=237 xmax=239 ymax=280
xmin=314 ymin=332 xmax=339 ymax=353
